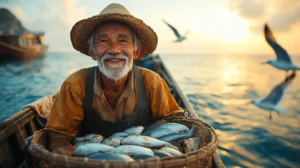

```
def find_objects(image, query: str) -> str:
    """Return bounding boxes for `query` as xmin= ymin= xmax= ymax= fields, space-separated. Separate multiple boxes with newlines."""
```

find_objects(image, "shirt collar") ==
xmin=93 ymin=68 xmax=134 ymax=99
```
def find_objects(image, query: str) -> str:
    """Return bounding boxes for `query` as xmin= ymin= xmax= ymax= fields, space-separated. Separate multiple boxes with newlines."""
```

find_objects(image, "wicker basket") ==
xmin=27 ymin=111 xmax=219 ymax=168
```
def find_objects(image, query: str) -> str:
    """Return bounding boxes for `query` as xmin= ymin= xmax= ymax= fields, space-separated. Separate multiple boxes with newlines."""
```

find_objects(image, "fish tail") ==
xmin=165 ymin=143 xmax=179 ymax=150
xmin=189 ymin=126 xmax=197 ymax=136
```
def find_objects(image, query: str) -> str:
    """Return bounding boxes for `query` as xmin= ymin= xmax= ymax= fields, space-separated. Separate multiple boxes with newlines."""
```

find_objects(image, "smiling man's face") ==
xmin=91 ymin=22 xmax=139 ymax=80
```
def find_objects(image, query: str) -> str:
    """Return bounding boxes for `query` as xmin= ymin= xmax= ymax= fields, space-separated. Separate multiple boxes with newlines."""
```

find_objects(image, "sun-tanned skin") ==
xmin=90 ymin=22 xmax=141 ymax=108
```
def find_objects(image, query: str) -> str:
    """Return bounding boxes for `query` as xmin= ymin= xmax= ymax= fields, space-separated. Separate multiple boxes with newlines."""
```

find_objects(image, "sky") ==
xmin=1 ymin=0 xmax=300 ymax=56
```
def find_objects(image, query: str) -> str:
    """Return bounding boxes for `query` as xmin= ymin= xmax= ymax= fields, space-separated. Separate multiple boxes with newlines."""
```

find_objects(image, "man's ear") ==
xmin=88 ymin=49 xmax=97 ymax=60
xmin=133 ymin=46 xmax=142 ymax=60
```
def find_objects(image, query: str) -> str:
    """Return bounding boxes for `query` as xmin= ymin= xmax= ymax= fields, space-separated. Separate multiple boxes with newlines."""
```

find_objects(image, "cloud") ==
xmin=229 ymin=0 xmax=300 ymax=32
xmin=0 ymin=0 xmax=86 ymax=51
xmin=229 ymin=0 xmax=266 ymax=19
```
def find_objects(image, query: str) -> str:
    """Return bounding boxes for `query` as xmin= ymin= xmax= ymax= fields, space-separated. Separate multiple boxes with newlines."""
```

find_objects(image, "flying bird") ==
xmin=262 ymin=24 xmax=300 ymax=76
xmin=163 ymin=20 xmax=189 ymax=43
xmin=250 ymin=71 xmax=296 ymax=120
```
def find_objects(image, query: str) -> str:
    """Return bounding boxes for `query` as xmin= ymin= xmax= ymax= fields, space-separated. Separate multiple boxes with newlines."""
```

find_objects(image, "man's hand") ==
xmin=52 ymin=145 xmax=75 ymax=156
xmin=48 ymin=131 xmax=75 ymax=156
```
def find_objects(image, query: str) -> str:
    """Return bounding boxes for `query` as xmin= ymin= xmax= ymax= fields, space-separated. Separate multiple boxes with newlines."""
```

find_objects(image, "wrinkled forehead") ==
xmin=93 ymin=21 xmax=135 ymax=37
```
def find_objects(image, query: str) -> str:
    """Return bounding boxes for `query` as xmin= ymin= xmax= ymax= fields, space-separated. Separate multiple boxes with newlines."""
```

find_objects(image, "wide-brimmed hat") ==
xmin=70 ymin=3 xmax=158 ymax=60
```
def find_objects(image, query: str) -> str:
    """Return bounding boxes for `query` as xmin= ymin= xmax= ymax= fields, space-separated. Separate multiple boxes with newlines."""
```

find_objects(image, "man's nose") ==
xmin=108 ymin=43 xmax=121 ymax=55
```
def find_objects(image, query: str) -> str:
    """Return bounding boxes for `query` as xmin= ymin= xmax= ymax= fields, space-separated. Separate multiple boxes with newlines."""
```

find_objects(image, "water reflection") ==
xmin=0 ymin=52 xmax=95 ymax=121
xmin=162 ymin=54 xmax=300 ymax=167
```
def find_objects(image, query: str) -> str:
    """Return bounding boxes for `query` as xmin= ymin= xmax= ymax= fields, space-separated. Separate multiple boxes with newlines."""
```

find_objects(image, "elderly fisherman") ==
xmin=44 ymin=3 xmax=181 ymax=156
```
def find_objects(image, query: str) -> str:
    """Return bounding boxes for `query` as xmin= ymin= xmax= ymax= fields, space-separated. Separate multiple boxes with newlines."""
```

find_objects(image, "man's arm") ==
xmin=44 ymin=79 xmax=85 ymax=156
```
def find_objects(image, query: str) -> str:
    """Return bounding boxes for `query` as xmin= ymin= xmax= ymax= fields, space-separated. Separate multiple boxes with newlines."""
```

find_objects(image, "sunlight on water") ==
xmin=161 ymin=54 xmax=300 ymax=167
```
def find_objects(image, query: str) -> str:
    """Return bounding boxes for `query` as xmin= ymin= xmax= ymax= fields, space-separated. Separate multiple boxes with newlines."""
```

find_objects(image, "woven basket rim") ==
xmin=28 ymin=125 xmax=219 ymax=166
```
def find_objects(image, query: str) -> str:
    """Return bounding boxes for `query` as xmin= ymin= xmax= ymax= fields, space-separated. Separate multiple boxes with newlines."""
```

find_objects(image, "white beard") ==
xmin=96 ymin=54 xmax=133 ymax=81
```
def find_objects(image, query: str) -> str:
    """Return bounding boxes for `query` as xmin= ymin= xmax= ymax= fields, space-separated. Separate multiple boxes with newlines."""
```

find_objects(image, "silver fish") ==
xmin=143 ymin=123 xmax=189 ymax=135
xmin=114 ymin=145 xmax=154 ymax=156
xmin=74 ymin=137 xmax=85 ymax=144
xmin=121 ymin=135 xmax=174 ymax=148
xmin=72 ymin=143 xmax=115 ymax=157
xmin=103 ymin=137 xmax=121 ymax=147
xmin=74 ymin=141 xmax=90 ymax=147
xmin=158 ymin=147 xmax=182 ymax=156
xmin=153 ymin=150 xmax=173 ymax=157
xmin=158 ymin=126 xmax=195 ymax=142
xmin=88 ymin=153 xmax=134 ymax=162
xmin=143 ymin=127 xmax=180 ymax=138
xmin=110 ymin=132 xmax=129 ymax=141
xmin=124 ymin=126 xmax=144 ymax=135
xmin=83 ymin=133 xmax=98 ymax=140
xmin=132 ymin=155 xmax=159 ymax=160
xmin=181 ymin=137 xmax=201 ymax=153
xmin=89 ymin=135 xmax=105 ymax=143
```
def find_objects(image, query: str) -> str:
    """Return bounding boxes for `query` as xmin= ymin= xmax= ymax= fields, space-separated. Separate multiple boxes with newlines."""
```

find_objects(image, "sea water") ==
xmin=0 ymin=52 xmax=299 ymax=167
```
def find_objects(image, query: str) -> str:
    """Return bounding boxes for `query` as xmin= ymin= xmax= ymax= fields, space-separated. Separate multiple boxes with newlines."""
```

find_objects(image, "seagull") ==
xmin=163 ymin=20 xmax=189 ymax=42
xmin=250 ymin=71 xmax=296 ymax=120
xmin=262 ymin=24 xmax=300 ymax=76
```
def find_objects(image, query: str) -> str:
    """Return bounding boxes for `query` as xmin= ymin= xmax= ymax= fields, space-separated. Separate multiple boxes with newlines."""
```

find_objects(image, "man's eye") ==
xmin=96 ymin=39 xmax=107 ymax=43
xmin=120 ymin=39 xmax=128 ymax=43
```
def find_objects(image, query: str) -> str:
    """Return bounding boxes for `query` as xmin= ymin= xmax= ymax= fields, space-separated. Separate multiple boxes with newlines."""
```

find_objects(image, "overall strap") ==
xmin=133 ymin=66 xmax=148 ymax=104
xmin=83 ymin=66 xmax=97 ymax=111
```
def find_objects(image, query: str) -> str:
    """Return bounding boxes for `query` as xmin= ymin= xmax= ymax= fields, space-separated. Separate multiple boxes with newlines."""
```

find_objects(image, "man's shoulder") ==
xmin=137 ymin=66 xmax=161 ymax=79
xmin=65 ymin=67 xmax=90 ymax=83
xmin=137 ymin=66 xmax=163 ymax=86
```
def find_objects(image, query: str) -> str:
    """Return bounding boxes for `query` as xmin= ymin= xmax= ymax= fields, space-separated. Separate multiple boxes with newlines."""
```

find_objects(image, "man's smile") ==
xmin=104 ymin=58 xmax=125 ymax=65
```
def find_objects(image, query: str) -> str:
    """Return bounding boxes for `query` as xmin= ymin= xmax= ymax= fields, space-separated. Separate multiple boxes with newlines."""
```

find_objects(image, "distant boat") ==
xmin=0 ymin=32 xmax=48 ymax=60
xmin=0 ymin=8 xmax=48 ymax=60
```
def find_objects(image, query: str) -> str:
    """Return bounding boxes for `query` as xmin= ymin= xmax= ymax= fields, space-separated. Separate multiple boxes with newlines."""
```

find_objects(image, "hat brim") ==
xmin=70 ymin=13 xmax=158 ymax=60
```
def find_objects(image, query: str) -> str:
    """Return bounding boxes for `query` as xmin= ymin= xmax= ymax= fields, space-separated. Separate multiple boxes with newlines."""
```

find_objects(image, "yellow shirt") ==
xmin=45 ymin=66 xmax=181 ymax=139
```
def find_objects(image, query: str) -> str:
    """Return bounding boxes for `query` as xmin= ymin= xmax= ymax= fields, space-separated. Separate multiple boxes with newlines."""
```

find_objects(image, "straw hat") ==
xmin=70 ymin=3 xmax=158 ymax=60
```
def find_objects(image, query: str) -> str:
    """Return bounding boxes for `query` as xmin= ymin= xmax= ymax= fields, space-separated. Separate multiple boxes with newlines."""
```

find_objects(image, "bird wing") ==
xmin=261 ymin=83 xmax=285 ymax=105
xmin=163 ymin=20 xmax=181 ymax=38
xmin=183 ymin=30 xmax=190 ymax=37
xmin=261 ymin=72 xmax=296 ymax=105
xmin=264 ymin=24 xmax=292 ymax=63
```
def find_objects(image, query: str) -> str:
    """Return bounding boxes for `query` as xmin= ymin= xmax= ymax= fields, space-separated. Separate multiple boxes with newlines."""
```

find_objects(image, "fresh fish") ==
xmin=103 ymin=137 xmax=121 ymax=147
xmin=121 ymin=135 xmax=174 ymax=148
xmin=132 ymin=155 xmax=159 ymax=160
xmin=158 ymin=147 xmax=182 ymax=156
xmin=89 ymin=135 xmax=104 ymax=143
xmin=158 ymin=126 xmax=195 ymax=142
xmin=110 ymin=132 xmax=129 ymax=141
xmin=181 ymin=137 xmax=201 ymax=153
xmin=114 ymin=145 xmax=154 ymax=156
xmin=142 ymin=127 xmax=180 ymax=138
xmin=72 ymin=143 xmax=115 ymax=157
xmin=74 ymin=137 xmax=85 ymax=143
xmin=153 ymin=150 xmax=173 ymax=157
xmin=88 ymin=153 xmax=134 ymax=161
xmin=124 ymin=126 xmax=144 ymax=135
xmin=74 ymin=141 xmax=90 ymax=147
xmin=83 ymin=133 xmax=98 ymax=140
xmin=142 ymin=123 xmax=189 ymax=135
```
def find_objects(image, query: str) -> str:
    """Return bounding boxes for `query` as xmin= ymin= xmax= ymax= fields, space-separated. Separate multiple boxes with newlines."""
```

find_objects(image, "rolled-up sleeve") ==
xmin=45 ymin=72 xmax=86 ymax=140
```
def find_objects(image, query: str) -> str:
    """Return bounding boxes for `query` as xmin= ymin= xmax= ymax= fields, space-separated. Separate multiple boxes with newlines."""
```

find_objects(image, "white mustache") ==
xmin=101 ymin=54 xmax=128 ymax=62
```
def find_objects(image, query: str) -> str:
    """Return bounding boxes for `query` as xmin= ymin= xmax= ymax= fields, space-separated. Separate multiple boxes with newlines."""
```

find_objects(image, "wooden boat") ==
xmin=0 ymin=33 xmax=48 ymax=60
xmin=0 ymin=55 xmax=224 ymax=168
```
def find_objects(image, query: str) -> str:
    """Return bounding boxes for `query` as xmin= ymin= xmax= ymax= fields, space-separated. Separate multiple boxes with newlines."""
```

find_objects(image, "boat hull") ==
xmin=0 ymin=41 xmax=48 ymax=60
